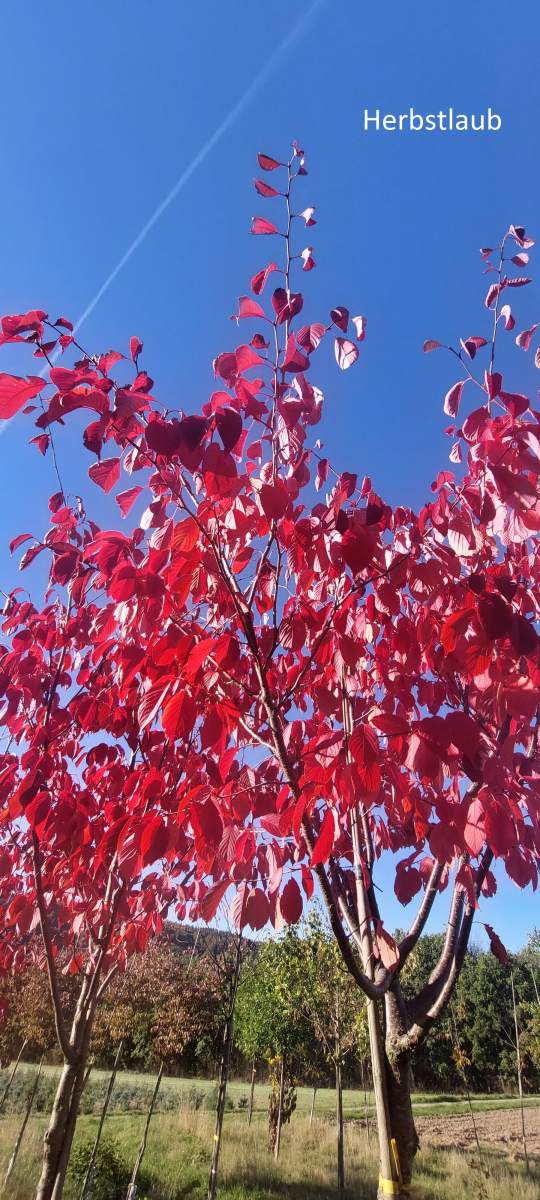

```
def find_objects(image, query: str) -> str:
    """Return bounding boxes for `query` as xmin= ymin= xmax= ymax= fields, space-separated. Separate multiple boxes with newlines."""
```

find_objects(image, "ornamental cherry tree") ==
xmin=1 ymin=144 xmax=540 ymax=1199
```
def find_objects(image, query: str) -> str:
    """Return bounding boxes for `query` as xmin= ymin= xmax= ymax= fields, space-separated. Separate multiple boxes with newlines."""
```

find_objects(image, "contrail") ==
xmin=0 ymin=0 xmax=326 ymax=437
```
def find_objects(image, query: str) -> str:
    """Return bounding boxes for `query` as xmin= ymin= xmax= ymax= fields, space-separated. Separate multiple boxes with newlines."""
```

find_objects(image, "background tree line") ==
xmin=1 ymin=922 xmax=539 ymax=1097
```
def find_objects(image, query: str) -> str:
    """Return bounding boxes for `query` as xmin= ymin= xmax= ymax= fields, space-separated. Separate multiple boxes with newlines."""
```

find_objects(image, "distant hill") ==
xmin=162 ymin=921 xmax=254 ymax=958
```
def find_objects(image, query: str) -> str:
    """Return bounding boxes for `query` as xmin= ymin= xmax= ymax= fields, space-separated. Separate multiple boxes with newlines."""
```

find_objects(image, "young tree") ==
xmin=1 ymin=144 xmax=540 ymax=1198
xmin=235 ymin=934 xmax=311 ymax=1154
xmin=289 ymin=914 xmax=366 ymax=1199
xmin=0 ymin=559 xmax=197 ymax=1197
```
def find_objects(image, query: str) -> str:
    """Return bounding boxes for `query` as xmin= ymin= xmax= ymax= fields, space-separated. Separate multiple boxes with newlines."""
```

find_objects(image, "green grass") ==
xmin=14 ymin=1062 xmax=540 ymax=1121
xmin=0 ymin=1108 xmax=537 ymax=1200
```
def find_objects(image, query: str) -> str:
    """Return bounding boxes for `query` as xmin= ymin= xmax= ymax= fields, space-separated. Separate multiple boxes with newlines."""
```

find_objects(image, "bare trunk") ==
xmin=126 ymin=1062 xmax=163 ymax=1200
xmin=208 ymin=932 xmax=242 ymax=1200
xmin=0 ymin=1040 xmax=28 ymax=1114
xmin=248 ymin=1062 xmax=256 ymax=1126
xmin=384 ymin=991 xmax=419 ymax=1196
xmin=273 ymin=1057 xmax=285 ymax=1161
xmin=4 ymin=1056 xmax=43 ymax=1187
xmin=335 ymin=1060 xmax=344 ymax=1200
xmin=366 ymin=998 xmax=401 ymax=1199
xmin=309 ymin=1085 xmax=317 ymax=1127
xmin=80 ymin=1041 xmax=123 ymax=1200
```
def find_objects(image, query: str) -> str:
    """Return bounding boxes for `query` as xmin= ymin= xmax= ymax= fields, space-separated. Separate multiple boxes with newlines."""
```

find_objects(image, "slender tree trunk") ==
xmin=0 ymin=1040 xmax=28 ymax=1114
xmin=511 ymin=972 xmax=530 ymax=1174
xmin=366 ymin=998 xmax=399 ymax=1198
xmin=248 ymin=1062 xmax=256 ymax=1126
xmin=208 ymin=933 xmax=242 ymax=1200
xmin=126 ymin=1062 xmax=163 ymax=1200
xmin=361 ymin=1059 xmax=371 ymax=1147
xmin=80 ymin=1041 xmax=123 ymax=1200
xmin=3 ymin=1056 xmax=44 ymax=1188
xmin=273 ymin=1057 xmax=285 ymax=1161
xmin=335 ymin=1060 xmax=344 ymax=1200
xmin=384 ymin=991 xmax=419 ymax=1196
xmin=309 ymin=1085 xmax=317 ymax=1127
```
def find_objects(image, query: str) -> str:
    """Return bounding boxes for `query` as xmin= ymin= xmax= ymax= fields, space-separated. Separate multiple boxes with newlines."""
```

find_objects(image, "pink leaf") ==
xmin=334 ymin=338 xmax=359 ymax=371
xmin=352 ymin=315 xmax=367 ymax=342
xmin=443 ymin=381 xmax=464 ymax=418
xmin=423 ymin=339 xmax=443 ymax=353
xmin=0 ymin=374 xmax=46 ymax=419
xmin=251 ymin=217 xmax=278 ymax=236
xmin=236 ymin=296 xmax=265 ymax=320
xmin=516 ymin=324 xmax=539 ymax=351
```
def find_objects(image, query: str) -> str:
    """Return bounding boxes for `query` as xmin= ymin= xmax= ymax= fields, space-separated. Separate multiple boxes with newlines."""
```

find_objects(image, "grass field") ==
xmin=1 ymin=1066 xmax=538 ymax=1199
xmin=14 ymin=1061 xmax=540 ymax=1120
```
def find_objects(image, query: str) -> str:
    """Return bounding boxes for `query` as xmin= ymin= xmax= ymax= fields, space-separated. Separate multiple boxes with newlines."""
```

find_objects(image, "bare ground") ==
xmin=416 ymin=1106 xmax=540 ymax=1158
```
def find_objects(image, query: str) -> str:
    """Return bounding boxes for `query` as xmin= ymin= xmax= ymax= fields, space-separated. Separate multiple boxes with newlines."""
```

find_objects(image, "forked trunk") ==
xmin=35 ymin=1014 xmax=93 ymax=1200
xmin=35 ymin=1058 xmax=82 ymax=1200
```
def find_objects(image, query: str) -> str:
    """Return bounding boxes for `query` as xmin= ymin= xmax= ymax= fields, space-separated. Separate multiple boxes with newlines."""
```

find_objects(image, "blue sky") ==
xmin=1 ymin=1 xmax=539 ymax=948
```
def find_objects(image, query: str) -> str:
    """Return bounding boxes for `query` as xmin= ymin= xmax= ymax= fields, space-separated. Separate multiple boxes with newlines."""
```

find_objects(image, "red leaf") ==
xmin=130 ymin=335 xmax=143 ymax=362
xmin=394 ymin=862 xmax=422 ymax=905
xmin=516 ymin=324 xmax=539 ymax=351
xmin=464 ymin=797 xmax=485 ymax=857
xmin=375 ymin=923 xmax=399 ymax=970
xmin=199 ymin=881 xmax=230 ymax=922
xmin=116 ymin=486 xmax=142 ymax=517
xmin=257 ymin=153 xmax=281 ymax=171
xmin=423 ymin=339 xmax=443 ymax=353
xmin=9 ymin=533 xmax=33 ymax=554
xmin=0 ymin=373 xmax=46 ymax=419
xmin=254 ymin=178 xmax=280 ymax=198
xmin=236 ymin=296 xmax=265 ymax=320
xmin=260 ymin=481 xmax=290 ymax=521
xmin=251 ymin=217 xmax=278 ymax=236
xmin=215 ymin=408 xmax=243 ymax=452
xmin=349 ymin=724 xmax=380 ymax=792
xmin=484 ymin=923 xmax=509 ymax=965
xmin=310 ymin=808 xmax=336 ymax=867
xmin=251 ymin=263 xmax=279 ymax=295
xmin=279 ymin=878 xmax=303 ymax=925
xmin=88 ymin=457 xmax=121 ymax=493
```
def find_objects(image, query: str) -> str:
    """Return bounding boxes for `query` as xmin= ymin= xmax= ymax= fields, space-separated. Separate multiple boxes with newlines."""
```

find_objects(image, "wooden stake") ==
xmin=248 ymin=1062 xmax=256 ymax=1126
xmin=511 ymin=972 xmax=530 ymax=1174
xmin=80 ymin=1040 xmax=123 ymax=1200
xmin=126 ymin=1062 xmax=163 ymax=1200
xmin=3 ymin=1055 xmax=43 ymax=1190
xmin=0 ymin=1040 xmax=28 ymax=1114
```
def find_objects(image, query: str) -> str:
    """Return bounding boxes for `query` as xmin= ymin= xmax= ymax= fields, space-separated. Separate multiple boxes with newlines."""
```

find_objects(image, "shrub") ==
xmin=66 ymin=1134 xmax=129 ymax=1200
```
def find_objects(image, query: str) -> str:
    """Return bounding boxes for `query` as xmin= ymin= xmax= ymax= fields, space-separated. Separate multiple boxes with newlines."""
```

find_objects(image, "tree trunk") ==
xmin=366 ymin=998 xmax=400 ymax=1198
xmin=35 ymin=1008 xmax=94 ymax=1200
xmin=384 ymin=990 xmax=419 ymax=1196
xmin=4 ymin=1056 xmax=43 ymax=1187
xmin=309 ymin=1085 xmax=317 ymax=1126
xmin=207 ymin=933 xmax=242 ymax=1200
xmin=80 ymin=1040 xmax=123 ymax=1200
xmin=0 ymin=1039 xmax=28 ymax=1114
xmin=335 ymin=1061 xmax=344 ymax=1200
xmin=273 ymin=1057 xmax=285 ymax=1161
xmin=511 ymin=972 xmax=530 ymax=1174
xmin=126 ymin=1062 xmax=163 ymax=1200
xmin=248 ymin=1062 xmax=256 ymax=1126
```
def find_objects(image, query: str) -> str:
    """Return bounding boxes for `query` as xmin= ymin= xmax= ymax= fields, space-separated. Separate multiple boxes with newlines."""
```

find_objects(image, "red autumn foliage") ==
xmin=1 ymin=141 xmax=539 ymax=1194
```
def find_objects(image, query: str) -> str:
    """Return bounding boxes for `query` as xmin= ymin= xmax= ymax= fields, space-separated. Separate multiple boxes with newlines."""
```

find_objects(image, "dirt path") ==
xmin=416 ymin=1106 xmax=540 ymax=1157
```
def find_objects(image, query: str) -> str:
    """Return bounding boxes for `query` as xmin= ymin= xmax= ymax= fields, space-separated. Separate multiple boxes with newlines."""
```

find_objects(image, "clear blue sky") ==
xmin=1 ymin=1 xmax=539 ymax=948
